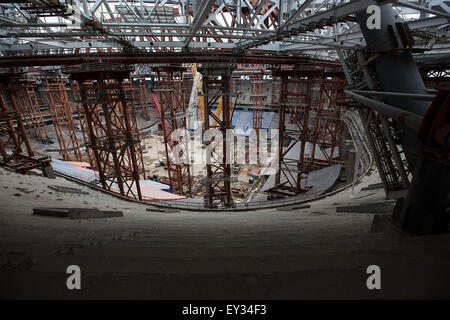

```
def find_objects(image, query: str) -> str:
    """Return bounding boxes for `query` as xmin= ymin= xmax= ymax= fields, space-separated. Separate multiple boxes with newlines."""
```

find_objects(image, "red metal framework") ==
xmin=14 ymin=80 xmax=49 ymax=142
xmin=122 ymin=77 xmax=151 ymax=119
xmin=200 ymin=64 xmax=235 ymax=208
xmin=70 ymin=80 xmax=96 ymax=165
xmin=136 ymin=78 xmax=151 ymax=120
xmin=42 ymin=73 xmax=83 ymax=161
xmin=0 ymin=74 xmax=52 ymax=174
xmin=251 ymin=72 xmax=264 ymax=165
xmin=67 ymin=63 xmax=146 ymax=201
xmin=153 ymin=66 xmax=192 ymax=197
xmin=308 ymin=79 xmax=346 ymax=167
xmin=267 ymin=66 xmax=346 ymax=198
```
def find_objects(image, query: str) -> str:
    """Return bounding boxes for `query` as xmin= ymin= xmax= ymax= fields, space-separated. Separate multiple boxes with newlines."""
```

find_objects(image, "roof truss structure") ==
xmin=0 ymin=0 xmax=448 ymax=62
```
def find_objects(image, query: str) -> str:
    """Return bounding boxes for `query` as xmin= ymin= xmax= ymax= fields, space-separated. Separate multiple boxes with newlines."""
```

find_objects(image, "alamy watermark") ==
xmin=366 ymin=5 xmax=381 ymax=30
xmin=366 ymin=265 xmax=381 ymax=290
xmin=167 ymin=128 xmax=279 ymax=175
xmin=66 ymin=264 xmax=81 ymax=290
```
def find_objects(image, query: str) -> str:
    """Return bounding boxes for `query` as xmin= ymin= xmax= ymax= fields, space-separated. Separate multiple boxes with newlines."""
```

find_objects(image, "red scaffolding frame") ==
xmin=67 ymin=63 xmax=146 ymax=200
xmin=14 ymin=79 xmax=49 ymax=142
xmin=153 ymin=66 xmax=192 ymax=197
xmin=267 ymin=65 xmax=346 ymax=197
xmin=0 ymin=73 xmax=52 ymax=175
xmin=42 ymin=73 xmax=83 ymax=161
xmin=200 ymin=64 xmax=235 ymax=208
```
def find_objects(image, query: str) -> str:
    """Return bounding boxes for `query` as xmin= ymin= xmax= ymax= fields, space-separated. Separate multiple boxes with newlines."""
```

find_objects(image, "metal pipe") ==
xmin=351 ymin=89 xmax=435 ymax=101
xmin=344 ymin=90 xmax=423 ymax=131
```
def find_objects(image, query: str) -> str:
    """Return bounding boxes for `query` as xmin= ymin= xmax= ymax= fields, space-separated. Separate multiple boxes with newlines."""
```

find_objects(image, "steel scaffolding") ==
xmin=267 ymin=65 xmax=346 ymax=198
xmin=200 ymin=64 xmax=235 ymax=208
xmin=14 ymin=79 xmax=49 ymax=143
xmin=67 ymin=63 xmax=146 ymax=201
xmin=42 ymin=73 xmax=83 ymax=162
xmin=153 ymin=66 xmax=192 ymax=197
xmin=339 ymin=49 xmax=411 ymax=197
xmin=251 ymin=73 xmax=264 ymax=165
xmin=0 ymin=73 xmax=52 ymax=175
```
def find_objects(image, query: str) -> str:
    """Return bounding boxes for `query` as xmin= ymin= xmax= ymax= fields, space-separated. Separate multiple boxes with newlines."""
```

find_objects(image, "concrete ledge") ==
xmin=276 ymin=205 xmax=311 ymax=211
xmin=32 ymin=207 xmax=123 ymax=219
xmin=336 ymin=201 xmax=396 ymax=214
xmin=146 ymin=207 xmax=166 ymax=213
xmin=48 ymin=185 xmax=89 ymax=194
xmin=146 ymin=208 xmax=180 ymax=213
xmin=361 ymin=183 xmax=384 ymax=191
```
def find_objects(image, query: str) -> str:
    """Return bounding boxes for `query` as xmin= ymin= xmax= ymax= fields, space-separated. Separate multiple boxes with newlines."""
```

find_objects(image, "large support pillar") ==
xmin=356 ymin=3 xmax=430 ymax=169
xmin=355 ymin=4 xmax=450 ymax=235
xmin=15 ymin=80 xmax=49 ymax=143
xmin=393 ymin=90 xmax=450 ymax=234
xmin=356 ymin=4 xmax=428 ymax=114
xmin=137 ymin=78 xmax=151 ymax=120
xmin=67 ymin=64 xmax=146 ymax=201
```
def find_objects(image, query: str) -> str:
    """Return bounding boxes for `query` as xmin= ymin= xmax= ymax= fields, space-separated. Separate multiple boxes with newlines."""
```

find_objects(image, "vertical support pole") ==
xmin=274 ymin=75 xmax=287 ymax=193
xmin=222 ymin=71 xmax=232 ymax=206
xmin=201 ymin=64 xmax=234 ymax=208
xmin=356 ymin=3 xmax=430 ymax=170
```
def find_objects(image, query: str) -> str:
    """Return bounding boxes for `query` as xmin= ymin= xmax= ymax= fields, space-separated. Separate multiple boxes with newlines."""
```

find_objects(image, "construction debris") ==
xmin=48 ymin=185 xmax=89 ymax=195
xmin=336 ymin=201 xmax=396 ymax=214
xmin=32 ymin=207 xmax=123 ymax=219
xmin=146 ymin=207 xmax=180 ymax=213
xmin=276 ymin=204 xmax=311 ymax=211
xmin=361 ymin=183 xmax=384 ymax=191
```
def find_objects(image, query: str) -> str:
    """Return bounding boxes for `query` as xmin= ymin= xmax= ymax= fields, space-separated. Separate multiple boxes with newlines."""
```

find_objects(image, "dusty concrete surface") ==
xmin=0 ymin=166 xmax=449 ymax=299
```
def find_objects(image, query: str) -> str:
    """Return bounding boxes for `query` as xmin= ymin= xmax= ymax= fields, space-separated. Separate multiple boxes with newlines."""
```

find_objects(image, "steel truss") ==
xmin=339 ymin=49 xmax=411 ymax=197
xmin=70 ymin=80 xmax=97 ymax=165
xmin=153 ymin=66 xmax=192 ymax=197
xmin=267 ymin=65 xmax=346 ymax=198
xmin=42 ymin=72 xmax=83 ymax=161
xmin=67 ymin=63 xmax=146 ymax=201
xmin=200 ymin=63 xmax=235 ymax=208
xmin=136 ymin=78 xmax=151 ymax=120
xmin=14 ymin=80 xmax=49 ymax=142
xmin=0 ymin=0 xmax=448 ymax=59
xmin=0 ymin=73 xmax=52 ymax=174
xmin=420 ymin=68 xmax=450 ymax=89
xmin=123 ymin=77 xmax=151 ymax=120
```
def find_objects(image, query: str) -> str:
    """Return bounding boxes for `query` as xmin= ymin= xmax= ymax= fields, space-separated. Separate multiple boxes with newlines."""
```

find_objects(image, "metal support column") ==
xmin=67 ymin=63 xmax=146 ymax=201
xmin=153 ymin=66 xmax=192 ymax=197
xmin=200 ymin=63 xmax=235 ymax=208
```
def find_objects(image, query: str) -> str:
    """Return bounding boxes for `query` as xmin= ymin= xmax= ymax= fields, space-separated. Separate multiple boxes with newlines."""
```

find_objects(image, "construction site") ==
xmin=0 ymin=0 xmax=449 ymax=300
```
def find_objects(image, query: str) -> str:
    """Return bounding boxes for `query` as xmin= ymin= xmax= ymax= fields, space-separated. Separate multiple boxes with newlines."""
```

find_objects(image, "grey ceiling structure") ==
xmin=0 ymin=0 xmax=447 ymax=61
